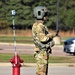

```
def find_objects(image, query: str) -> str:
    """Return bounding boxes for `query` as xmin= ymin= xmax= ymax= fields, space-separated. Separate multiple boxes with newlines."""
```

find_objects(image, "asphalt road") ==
xmin=0 ymin=66 xmax=75 ymax=75
xmin=0 ymin=43 xmax=69 ymax=56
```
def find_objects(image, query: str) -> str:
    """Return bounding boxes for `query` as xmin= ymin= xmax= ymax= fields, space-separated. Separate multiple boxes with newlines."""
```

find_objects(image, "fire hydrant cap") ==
xmin=10 ymin=54 xmax=24 ymax=67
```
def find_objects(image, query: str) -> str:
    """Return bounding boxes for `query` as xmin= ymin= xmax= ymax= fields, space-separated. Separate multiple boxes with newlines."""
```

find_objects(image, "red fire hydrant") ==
xmin=10 ymin=53 xmax=24 ymax=75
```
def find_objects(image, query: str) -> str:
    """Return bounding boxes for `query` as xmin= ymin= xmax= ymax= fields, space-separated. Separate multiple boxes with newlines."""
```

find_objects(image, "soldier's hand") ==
xmin=45 ymin=42 xmax=50 ymax=49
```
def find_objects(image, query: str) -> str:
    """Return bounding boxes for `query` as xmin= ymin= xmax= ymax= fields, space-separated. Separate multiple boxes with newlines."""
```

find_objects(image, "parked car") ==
xmin=63 ymin=38 xmax=75 ymax=55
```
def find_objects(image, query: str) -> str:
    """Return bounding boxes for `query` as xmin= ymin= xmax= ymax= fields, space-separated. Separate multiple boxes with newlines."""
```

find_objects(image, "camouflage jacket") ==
xmin=32 ymin=20 xmax=55 ymax=53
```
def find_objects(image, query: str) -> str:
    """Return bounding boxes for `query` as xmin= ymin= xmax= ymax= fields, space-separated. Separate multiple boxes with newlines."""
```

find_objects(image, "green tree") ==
xmin=65 ymin=9 xmax=75 ymax=31
xmin=0 ymin=0 xmax=75 ymax=31
xmin=59 ymin=0 xmax=75 ymax=31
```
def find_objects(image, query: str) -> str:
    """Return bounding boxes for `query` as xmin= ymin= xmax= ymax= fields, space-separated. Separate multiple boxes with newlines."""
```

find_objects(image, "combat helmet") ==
xmin=33 ymin=6 xmax=49 ymax=20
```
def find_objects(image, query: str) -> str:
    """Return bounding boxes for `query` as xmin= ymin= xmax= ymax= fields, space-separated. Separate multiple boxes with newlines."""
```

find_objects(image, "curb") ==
xmin=0 ymin=63 xmax=11 ymax=66
xmin=0 ymin=42 xmax=34 ymax=46
xmin=0 ymin=63 xmax=75 ymax=67
xmin=0 ymin=42 xmax=62 ymax=47
xmin=23 ymin=63 xmax=75 ymax=67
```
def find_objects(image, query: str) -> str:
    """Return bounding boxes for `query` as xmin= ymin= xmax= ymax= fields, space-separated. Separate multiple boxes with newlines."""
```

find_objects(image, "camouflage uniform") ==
xmin=32 ymin=20 xmax=55 ymax=75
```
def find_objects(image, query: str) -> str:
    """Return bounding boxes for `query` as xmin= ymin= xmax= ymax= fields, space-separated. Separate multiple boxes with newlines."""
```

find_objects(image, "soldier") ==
xmin=32 ymin=6 xmax=56 ymax=75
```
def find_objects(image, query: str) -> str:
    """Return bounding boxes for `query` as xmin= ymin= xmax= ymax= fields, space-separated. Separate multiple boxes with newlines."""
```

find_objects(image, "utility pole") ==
xmin=56 ymin=0 xmax=59 ymax=32
xmin=53 ymin=0 xmax=61 ymax=45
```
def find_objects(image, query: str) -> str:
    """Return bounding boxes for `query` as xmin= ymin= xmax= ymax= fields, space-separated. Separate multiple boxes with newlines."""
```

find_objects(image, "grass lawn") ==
xmin=0 ymin=36 xmax=33 ymax=44
xmin=0 ymin=53 xmax=75 ymax=63
xmin=0 ymin=36 xmax=74 ymax=45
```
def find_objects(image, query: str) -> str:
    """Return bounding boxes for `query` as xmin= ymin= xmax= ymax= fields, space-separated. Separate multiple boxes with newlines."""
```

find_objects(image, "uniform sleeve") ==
xmin=36 ymin=23 xmax=49 ymax=42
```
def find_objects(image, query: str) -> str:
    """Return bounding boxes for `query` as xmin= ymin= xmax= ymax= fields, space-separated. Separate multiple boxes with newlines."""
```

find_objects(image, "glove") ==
xmin=45 ymin=42 xmax=50 ymax=49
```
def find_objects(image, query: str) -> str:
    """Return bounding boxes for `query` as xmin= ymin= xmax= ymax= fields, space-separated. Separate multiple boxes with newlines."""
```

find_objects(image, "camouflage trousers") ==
xmin=35 ymin=50 xmax=49 ymax=75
